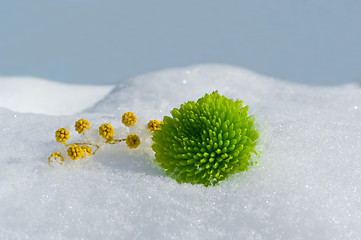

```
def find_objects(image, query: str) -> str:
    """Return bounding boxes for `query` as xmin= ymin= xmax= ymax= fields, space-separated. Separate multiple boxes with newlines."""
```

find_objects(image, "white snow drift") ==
xmin=0 ymin=77 xmax=113 ymax=115
xmin=0 ymin=64 xmax=360 ymax=239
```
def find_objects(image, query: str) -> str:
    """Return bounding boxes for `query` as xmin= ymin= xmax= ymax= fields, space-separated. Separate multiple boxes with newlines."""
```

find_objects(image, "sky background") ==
xmin=0 ymin=0 xmax=360 ymax=86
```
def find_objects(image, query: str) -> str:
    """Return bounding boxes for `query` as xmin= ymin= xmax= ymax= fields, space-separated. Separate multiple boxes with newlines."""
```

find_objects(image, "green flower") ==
xmin=152 ymin=91 xmax=259 ymax=186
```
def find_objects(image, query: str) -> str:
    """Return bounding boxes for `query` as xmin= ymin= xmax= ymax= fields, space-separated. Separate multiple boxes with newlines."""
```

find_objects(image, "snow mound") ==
xmin=86 ymin=65 xmax=280 ymax=117
xmin=1 ymin=64 xmax=361 ymax=239
xmin=0 ymin=77 xmax=113 ymax=115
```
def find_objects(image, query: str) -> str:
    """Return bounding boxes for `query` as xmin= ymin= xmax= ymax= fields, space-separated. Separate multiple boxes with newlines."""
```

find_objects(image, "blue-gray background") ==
xmin=0 ymin=0 xmax=360 ymax=85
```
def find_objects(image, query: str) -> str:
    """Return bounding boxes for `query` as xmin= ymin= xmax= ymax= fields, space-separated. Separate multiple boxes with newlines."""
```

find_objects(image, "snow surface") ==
xmin=0 ymin=77 xmax=113 ymax=115
xmin=1 ymin=64 xmax=361 ymax=239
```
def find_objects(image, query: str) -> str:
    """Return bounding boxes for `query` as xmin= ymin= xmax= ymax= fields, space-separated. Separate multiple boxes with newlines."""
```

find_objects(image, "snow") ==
xmin=1 ymin=64 xmax=361 ymax=239
xmin=0 ymin=77 xmax=113 ymax=115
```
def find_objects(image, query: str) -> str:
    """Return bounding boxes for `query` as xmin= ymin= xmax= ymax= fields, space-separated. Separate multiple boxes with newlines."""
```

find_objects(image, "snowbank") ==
xmin=0 ymin=65 xmax=360 ymax=239
xmin=0 ymin=77 xmax=113 ymax=115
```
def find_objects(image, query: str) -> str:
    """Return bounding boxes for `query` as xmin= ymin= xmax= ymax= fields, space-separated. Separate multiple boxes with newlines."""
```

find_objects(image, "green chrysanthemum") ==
xmin=152 ymin=91 xmax=259 ymax=186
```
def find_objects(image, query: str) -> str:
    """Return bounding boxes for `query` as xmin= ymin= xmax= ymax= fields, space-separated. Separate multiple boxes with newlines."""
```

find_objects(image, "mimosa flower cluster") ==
xmin=48 ymin=112 xmax=162 ymax=166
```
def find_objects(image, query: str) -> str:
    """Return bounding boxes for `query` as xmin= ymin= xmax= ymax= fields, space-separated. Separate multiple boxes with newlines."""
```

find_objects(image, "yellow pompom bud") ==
xmin=75 ymin=119 xmax=90 ymax=134
xmin=147 ymin=120 xmax=163 ymax=132
xmin=55 ymin=128 xmax=70 ymax=144
xmin=126 ymin=134 xmax=141 ymax=149
xmin=99 ymin=123 xmax=114 ymax=140
xmin=81 ymin=146 xmax=92 ymax=158
xmin=122 ymin=112 xmax=137 ymax=127
xmin=48 ymin=152 xmax=64 ymax=165
xmin=67 ymin=145 xmax=83 ymax=160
